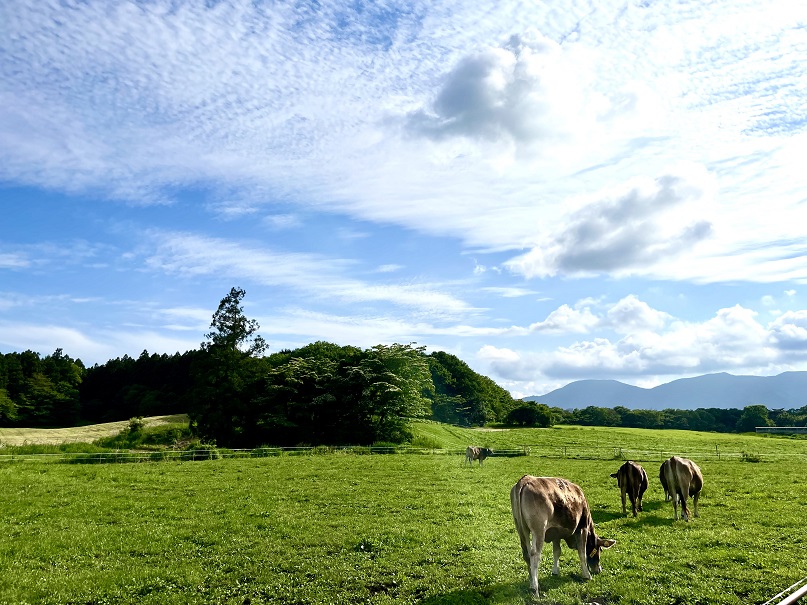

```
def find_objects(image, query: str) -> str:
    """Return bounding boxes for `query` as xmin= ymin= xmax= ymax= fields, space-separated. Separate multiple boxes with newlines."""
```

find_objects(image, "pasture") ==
xmin=1 ymin=425 xmax=806 ymax=604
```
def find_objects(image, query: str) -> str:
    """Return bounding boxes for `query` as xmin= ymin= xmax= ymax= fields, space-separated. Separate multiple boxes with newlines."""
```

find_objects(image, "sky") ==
xmin=2 ymin=0 xmax=807 ymax=398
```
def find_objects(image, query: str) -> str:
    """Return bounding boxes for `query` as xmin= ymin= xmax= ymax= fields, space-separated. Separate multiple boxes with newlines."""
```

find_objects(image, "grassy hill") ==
xmin=0 ymin=414 xmax=188 ymax=447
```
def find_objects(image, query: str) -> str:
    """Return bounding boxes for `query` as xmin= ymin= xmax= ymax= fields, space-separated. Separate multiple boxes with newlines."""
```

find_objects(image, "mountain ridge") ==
xmin=524 ymin=371 xmax=807 ymax=410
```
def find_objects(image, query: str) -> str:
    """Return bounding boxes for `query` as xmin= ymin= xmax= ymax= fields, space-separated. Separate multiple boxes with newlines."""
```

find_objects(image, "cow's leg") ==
xmin=620 ymin=488 xmax=627 ymax=515
xmin=629 ymin=487 xmax=638 ymax=517
xmin=552 ymin=539 xmax=562 ymax=575
xmin=692 ymin=490 xmax=700 ymax=518
xmin=576 ymin=528 xmax=592 ymax=580
xmin=528 ymin=523 xmax=546 ymax=594
xmin=671 ymin=491 xmax=679 ymax=520
xmin=515 ymin=523 xmax=530 ymax=565
xmin=679 ymin=478 xmax=691 ymax=521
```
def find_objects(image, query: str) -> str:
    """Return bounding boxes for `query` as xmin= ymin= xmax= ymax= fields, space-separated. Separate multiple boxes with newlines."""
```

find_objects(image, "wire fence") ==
xmin=2 ymin=442 xmax=806 ymax=464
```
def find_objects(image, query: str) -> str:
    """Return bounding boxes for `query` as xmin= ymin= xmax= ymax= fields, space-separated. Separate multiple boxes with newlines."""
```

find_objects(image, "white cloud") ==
xmin=144 ymin=230 xmax=475 ymax=316
xmin=472 ymin=300 xmax=807 ymax=391
xmin=373 ymin=264 xmax=402 ymax=274
xmin=0 ymin=253 xmax=30 ymax=269
xmin=481 ymin=286 xmax=537 ymax=298
xmin=769 ymin=310 xmax=807 ymax=353
xmin=0 ymin=320 xmax=199 ymax=363
xmin=530 ymin=304 xmax=599 ymax=334
xmin=505 ymin=167 xmax=715 ymax=279
xmin=606 ymin=295 xmax=671 ymax=334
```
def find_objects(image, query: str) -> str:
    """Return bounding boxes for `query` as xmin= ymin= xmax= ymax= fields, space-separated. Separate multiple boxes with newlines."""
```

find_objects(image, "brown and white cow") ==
xmin=662 ymin=456 xmax=703 ymax=521
xmin=464 ymin=446 xmax=492 ymax=466
xmin=510 ymin=475 xmax=616 ymax=595
xmin=610 ymin=461 xmax=648 ymax=517
xmin=659 ymin=459 xmax=671 ymax=501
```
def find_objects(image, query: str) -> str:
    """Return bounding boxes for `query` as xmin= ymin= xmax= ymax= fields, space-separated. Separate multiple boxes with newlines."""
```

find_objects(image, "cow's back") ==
xmin=664 ymin=456 xmax=703 ymax=520
xmin=620 ymin=461 xmax=647 ymax=490
xmin=666 ymin=456 xmax=698 ymax=491
xmin=512 ymin=476 xmax=590 ymax=536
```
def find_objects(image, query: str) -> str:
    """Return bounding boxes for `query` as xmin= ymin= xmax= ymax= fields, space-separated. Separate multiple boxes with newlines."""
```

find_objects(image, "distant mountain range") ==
xmin=524 ymin=371 xmax=807 ymax=410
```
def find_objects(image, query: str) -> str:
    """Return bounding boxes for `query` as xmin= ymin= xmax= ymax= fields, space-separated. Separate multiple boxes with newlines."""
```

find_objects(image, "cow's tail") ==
xmin=511 ymin=476 xmax=531 ymax=563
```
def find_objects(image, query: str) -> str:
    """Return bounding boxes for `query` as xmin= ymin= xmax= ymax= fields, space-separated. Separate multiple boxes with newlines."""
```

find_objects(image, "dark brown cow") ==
xmin=662 ymin=456 xmax=703 ymax=521
xmin=464 ymin=446 xmax=492 ymax=466
xmin=610 ymin=461 xmax=648 ymax=517
xmin=659 ymin=459 xmax=671 ymax=501
xmin=511 ymin=475 xmax=616 ymax=595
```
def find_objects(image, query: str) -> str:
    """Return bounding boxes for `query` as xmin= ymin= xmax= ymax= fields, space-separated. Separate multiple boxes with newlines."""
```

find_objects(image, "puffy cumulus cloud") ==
xmin=529 ymin=303 xmax=599 ymax=334
xmin=606 ymin=295 xmax=671 ymax=334
xmin=407 ymin=33 xmax=556 ymax=142
xmin=527 ymin=295 xmax=664 ymax=336
xmin=405 ymin=31 xmax=606 ymax=150
xmin=477 ymin=345 xmax=538 ymax=382
xmin=505 ymin=167 xmax=715 ymax=279
xmin=768 ymin=310 xmax=807 ymax=352
xmin=476 ymin=301 xmax=807 ymax=390
xmin=402 ymin=28 xmax=671 ymax=169
xmin=540 ymin=305 xmax=781 ymax=379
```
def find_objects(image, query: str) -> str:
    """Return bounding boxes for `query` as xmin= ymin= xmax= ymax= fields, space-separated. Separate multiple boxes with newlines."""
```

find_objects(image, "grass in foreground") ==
xmin=1 ymin=445 xmax=806 ymax=605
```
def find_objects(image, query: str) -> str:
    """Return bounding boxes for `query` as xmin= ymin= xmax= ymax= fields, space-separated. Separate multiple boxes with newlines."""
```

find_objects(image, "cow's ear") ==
xmin=599 ymin=539 xmax=616 ymax=549
xmin=609 ymin=473 xmax=618 ymax=478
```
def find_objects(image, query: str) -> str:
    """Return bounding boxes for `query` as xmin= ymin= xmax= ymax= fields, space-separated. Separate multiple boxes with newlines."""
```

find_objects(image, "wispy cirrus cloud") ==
xmin=143 ymin=230 xmax=475 ymax=316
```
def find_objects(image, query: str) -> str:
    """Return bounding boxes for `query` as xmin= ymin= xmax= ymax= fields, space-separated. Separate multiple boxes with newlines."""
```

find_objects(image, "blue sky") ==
xmin=2 ymin=0 xmax=807 ymax=398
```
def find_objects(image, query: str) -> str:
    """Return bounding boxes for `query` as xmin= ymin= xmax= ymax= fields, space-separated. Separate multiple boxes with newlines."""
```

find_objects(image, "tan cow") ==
xmin=464 ymin=446 xmax=492 ymax=466
xmin=662 ymin=456 xmax=703 ymax=521
xmin=659 ymin=459 xmax=672 ymax=501
xmin=610 ymin=461 xmax=648 ymax=517
xmin=511 ymin=475 xmax=616 ymax=595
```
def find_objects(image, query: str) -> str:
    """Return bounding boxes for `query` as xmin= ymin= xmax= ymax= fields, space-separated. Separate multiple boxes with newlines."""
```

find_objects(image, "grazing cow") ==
xmin=510 ymin=475 xmax=616 ymax=595
xmin=662 ymin=456 xmax=703 ymax=521
xmin=464 ymin=446 xmax=492 ymax=466
xmin=659 ymin=459 xmax=671 ymax=501
xmin=610 ymin=461 xmax=649 ymax=517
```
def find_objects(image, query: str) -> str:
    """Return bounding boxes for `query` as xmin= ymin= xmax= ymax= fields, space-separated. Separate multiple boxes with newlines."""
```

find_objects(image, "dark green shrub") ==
xmin=251 ymin=447 xmax=282 ymax=457
xmin=180 ymin=445 xmax=220 ymax=461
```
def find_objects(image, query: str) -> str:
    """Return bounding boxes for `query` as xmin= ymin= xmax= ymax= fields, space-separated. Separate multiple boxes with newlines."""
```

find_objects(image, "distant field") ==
xmin=0 ymin=414 xmax=188 ymax=446
xmin=1 ymin=422 xmax=806 ymax=604
xmin=413 ymin=420 xmax=807 ymax=462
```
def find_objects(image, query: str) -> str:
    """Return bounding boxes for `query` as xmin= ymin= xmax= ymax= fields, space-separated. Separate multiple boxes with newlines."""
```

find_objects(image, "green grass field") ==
xmin=1 ymin=422 xmax=806 ymax=604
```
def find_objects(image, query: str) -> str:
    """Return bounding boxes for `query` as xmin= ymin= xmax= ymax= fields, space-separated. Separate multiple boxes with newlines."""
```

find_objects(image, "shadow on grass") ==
xmin=416 ymin=576 xmax=578 ymax=605
xmin=591 ymin=509 xmax=624 ymax=524
xmin=639 ymin=499 xmax=670 ymax=512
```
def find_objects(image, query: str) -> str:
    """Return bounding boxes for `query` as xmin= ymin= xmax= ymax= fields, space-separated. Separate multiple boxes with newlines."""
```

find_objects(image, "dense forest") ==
xmin=1 ymin=288 xmax=806 ymax=446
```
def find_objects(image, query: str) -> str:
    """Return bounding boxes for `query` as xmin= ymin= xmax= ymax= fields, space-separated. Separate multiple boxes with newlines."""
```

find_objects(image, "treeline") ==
xmin=521 ymin=403 xmax=807 ymax=433
xmin=3 ymin=288 xmax=805 ymax=445
xmin=0 ymin=345 xmax=516 ymax=439
xmin=0 ymin=349 xmax=199 ymax=427
xmin=0 ymin=289 xmax=519 ymax=445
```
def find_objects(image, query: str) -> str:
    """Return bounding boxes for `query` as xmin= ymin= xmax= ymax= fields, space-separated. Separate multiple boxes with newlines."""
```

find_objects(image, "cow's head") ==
xmin=585 ymin=535 xmax=616 ymax=574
